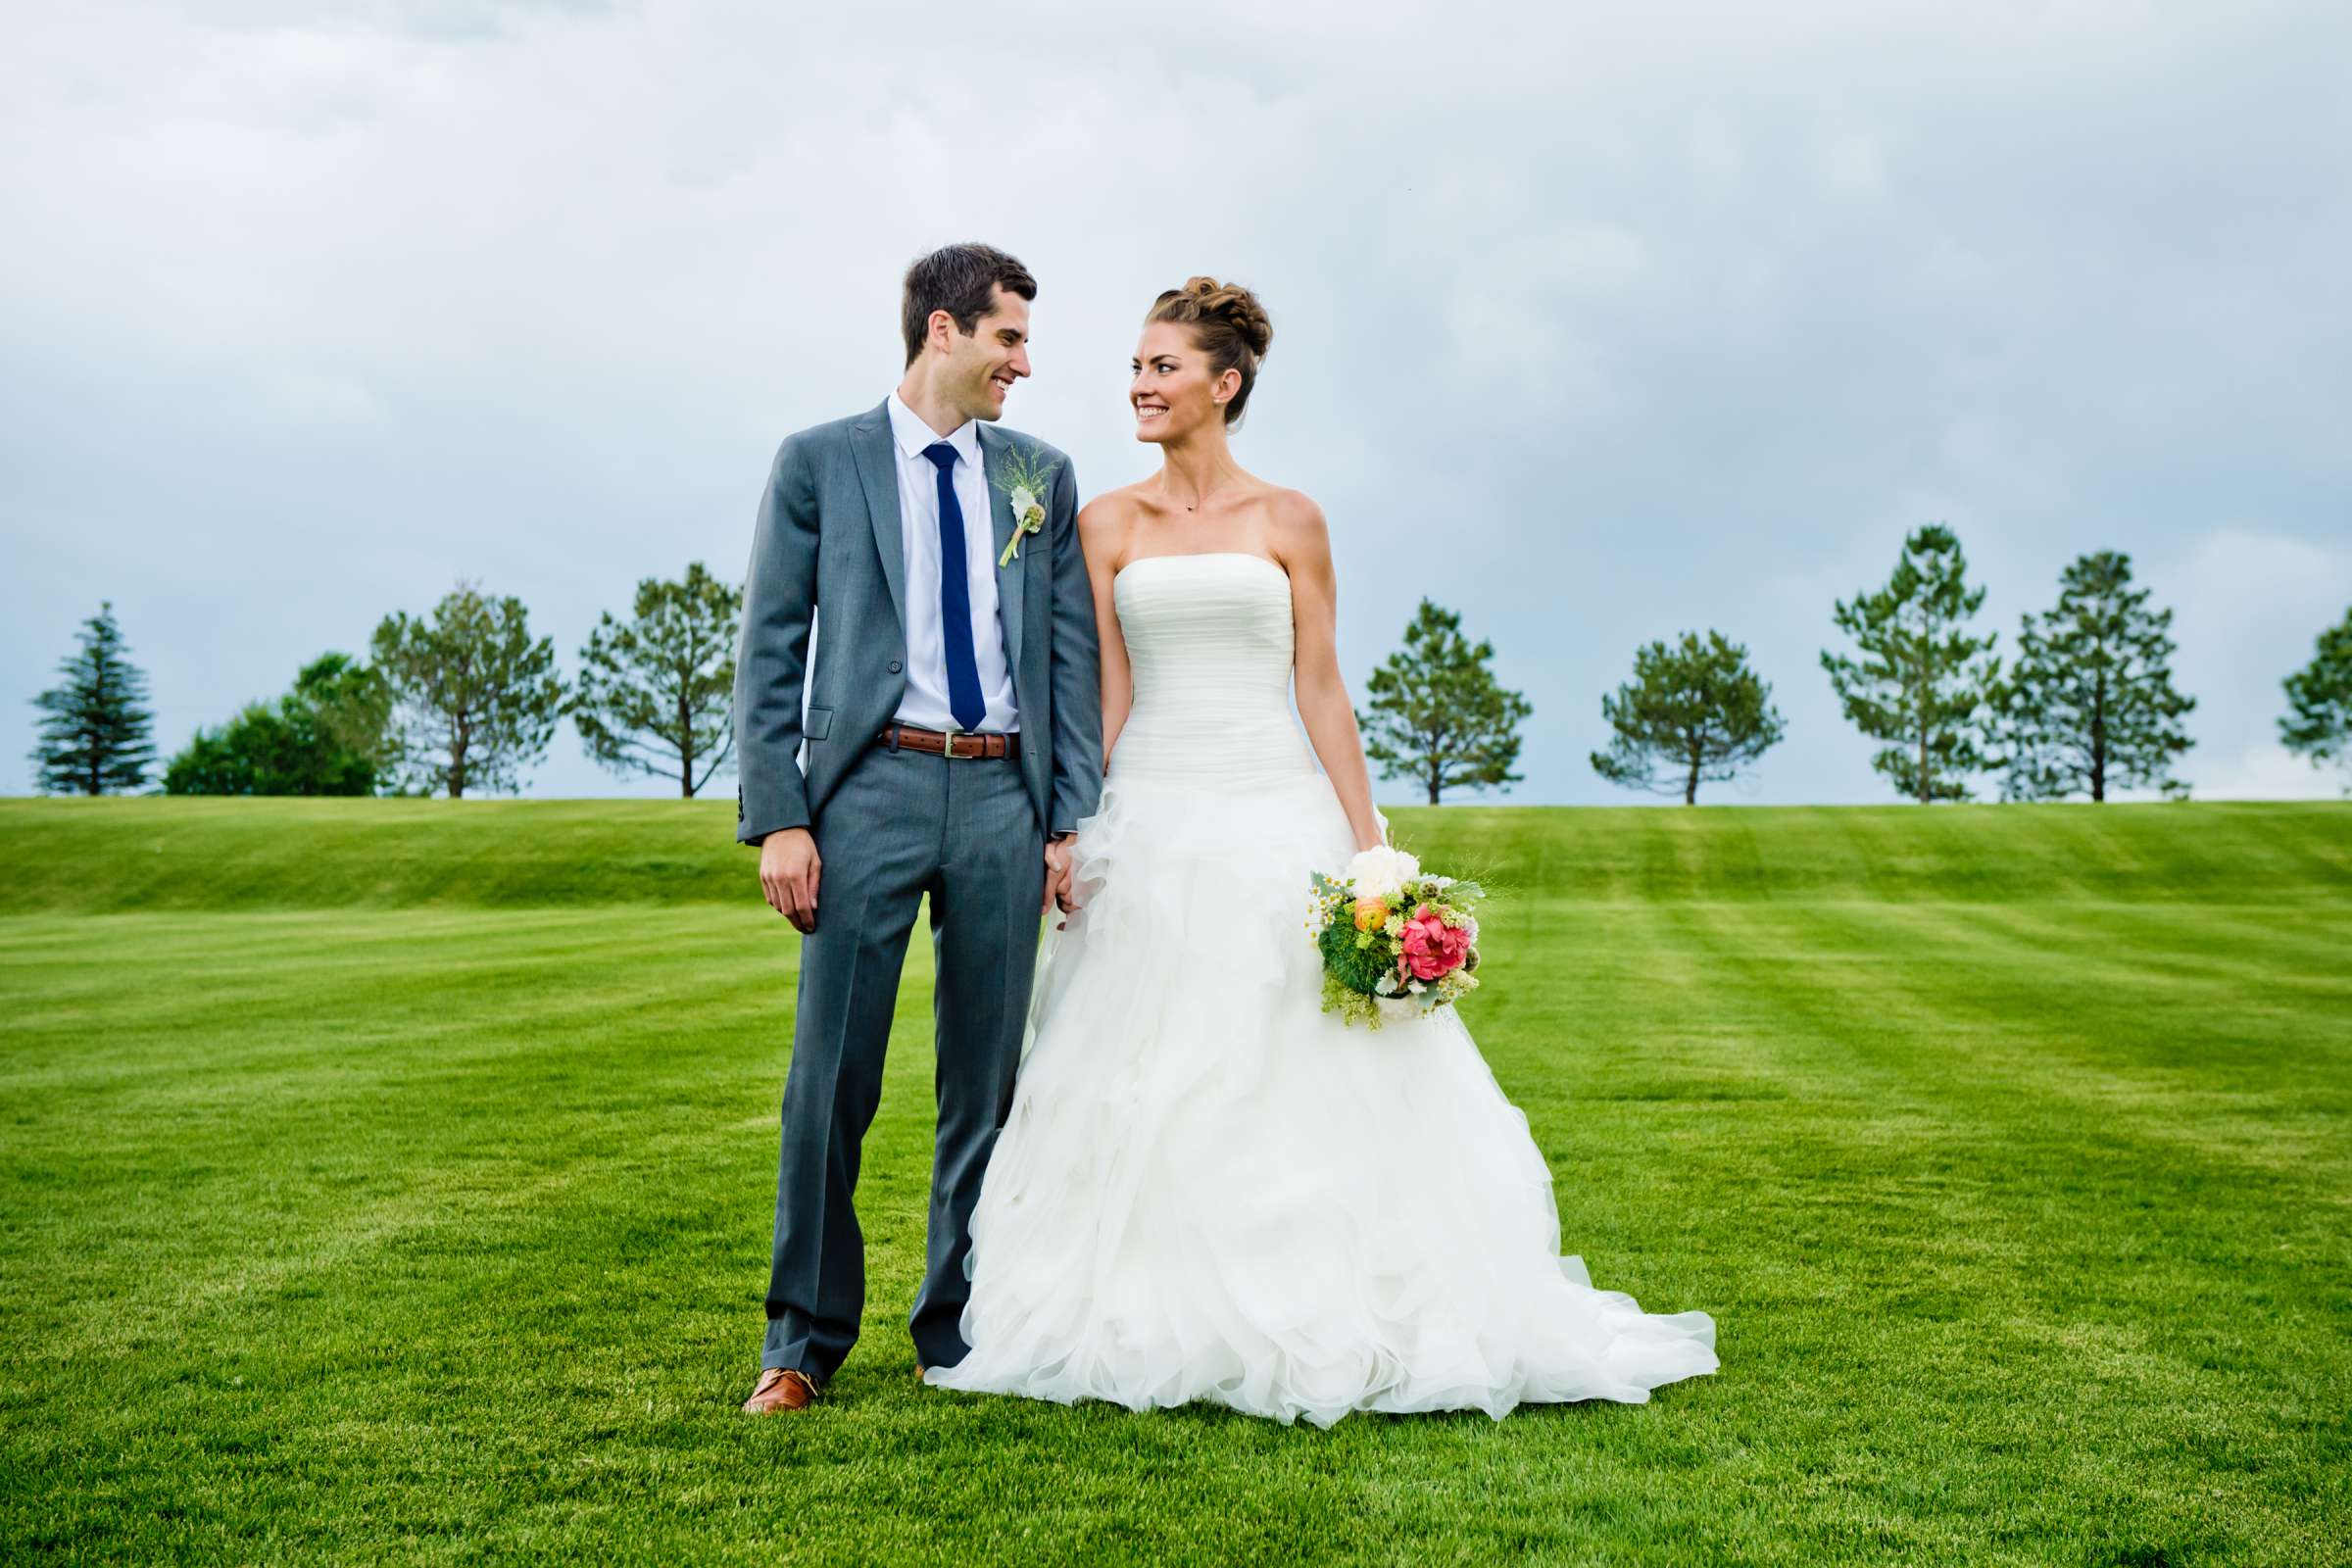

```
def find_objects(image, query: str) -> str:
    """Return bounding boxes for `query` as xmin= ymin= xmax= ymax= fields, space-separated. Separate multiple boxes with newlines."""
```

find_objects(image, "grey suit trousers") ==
xmin=761 ymin=736 xmax=1044 ymax=1382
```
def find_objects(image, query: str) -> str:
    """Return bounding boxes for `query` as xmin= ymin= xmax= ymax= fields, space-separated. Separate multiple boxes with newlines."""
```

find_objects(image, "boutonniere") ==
xmin=990 ymin=447 xmax=1059 ymax=567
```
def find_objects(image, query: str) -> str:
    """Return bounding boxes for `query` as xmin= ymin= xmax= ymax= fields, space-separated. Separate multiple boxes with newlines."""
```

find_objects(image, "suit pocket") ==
xmin=804 ymin=705 xmax=834 ymax=741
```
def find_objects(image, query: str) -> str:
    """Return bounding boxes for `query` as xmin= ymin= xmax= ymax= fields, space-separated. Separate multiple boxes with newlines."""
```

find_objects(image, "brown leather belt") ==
xmin=876 ymin=722 xmax=1021 ymax=760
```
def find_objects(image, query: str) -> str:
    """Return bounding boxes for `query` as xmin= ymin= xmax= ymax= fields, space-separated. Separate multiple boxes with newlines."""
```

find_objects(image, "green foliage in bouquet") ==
xmin=1314 ymin=920 xmax=1396 ymax=995
xmin=1307 ymin=867 xmax=1488 ymax=1030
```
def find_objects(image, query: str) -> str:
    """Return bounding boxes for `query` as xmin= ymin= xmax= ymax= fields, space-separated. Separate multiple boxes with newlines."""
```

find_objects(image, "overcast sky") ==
xmin=6 ymin=0 xmax=2348 ymax=805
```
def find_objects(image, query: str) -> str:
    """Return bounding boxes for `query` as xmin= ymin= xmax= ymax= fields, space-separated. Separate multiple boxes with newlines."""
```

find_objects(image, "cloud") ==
xmin=2168 ymin=528 xmax=2346 ymax=642
xmin=4 ymin=1 xmax=2350 ymax=806
xmin=2176 ymin=743 xmax=2346 ymax=802
xmin=2157 ymin=526 xmax=2349 ymax=789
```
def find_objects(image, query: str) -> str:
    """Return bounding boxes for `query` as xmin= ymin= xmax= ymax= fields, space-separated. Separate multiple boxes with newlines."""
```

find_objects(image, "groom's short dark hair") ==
xmin=903 ymin=243 xmax=1037 ymax=366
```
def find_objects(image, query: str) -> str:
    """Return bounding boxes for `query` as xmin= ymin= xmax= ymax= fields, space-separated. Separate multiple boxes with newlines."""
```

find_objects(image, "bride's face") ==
xmin=1129 ymin=323 xmax=1236 ymax=443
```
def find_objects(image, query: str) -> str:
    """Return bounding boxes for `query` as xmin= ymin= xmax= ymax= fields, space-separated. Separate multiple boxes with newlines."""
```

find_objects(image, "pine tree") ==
xmin=572 ymin=564 xmax=740 ymax=798
xmin=2278 ymin=606 xmax=2352 ymax=794
xmin=1820 ymin=524 xmax=2003 ymax=803
xmin=369 ymin=583 xmax=565 ymax=799
xmin=1591 ymin=630 xmax=1787 ymax=805
xmin=1998 ymin=551 xmax=2194 ymax=802
xmin=29 ymin=601 xmax=156 ymax=796
xmin=1357 ymin=599 xmax=1533 ymax=806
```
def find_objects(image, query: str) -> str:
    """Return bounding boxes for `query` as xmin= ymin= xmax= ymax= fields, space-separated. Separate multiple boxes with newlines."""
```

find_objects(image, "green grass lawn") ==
xmin=1 ymin=799 xmax=2346 ymax=1566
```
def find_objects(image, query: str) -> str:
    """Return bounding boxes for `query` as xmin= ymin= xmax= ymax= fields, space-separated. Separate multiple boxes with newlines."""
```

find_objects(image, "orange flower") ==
xmin=1352 ymin=896 xmax=1390 ymax=932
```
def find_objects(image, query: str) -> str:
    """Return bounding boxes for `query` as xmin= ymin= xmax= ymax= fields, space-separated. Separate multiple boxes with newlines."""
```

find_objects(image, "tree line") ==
xmin=28 ymin=568 xmax=742 ymax=800
xmin=1350 ymin=525 xmax=2352 ymax=805
xmin=25 ymin=527 xmax=2352 ymax=805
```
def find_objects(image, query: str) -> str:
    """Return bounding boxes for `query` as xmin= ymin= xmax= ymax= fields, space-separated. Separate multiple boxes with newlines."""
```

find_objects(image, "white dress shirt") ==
xmin=885 ymin=391 xmax=1020 ymax=734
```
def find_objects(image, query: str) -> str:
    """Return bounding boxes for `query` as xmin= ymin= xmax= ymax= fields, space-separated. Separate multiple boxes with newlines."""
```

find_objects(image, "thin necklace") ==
xmin=1174 ymin=472 xmax=1236 ymax=514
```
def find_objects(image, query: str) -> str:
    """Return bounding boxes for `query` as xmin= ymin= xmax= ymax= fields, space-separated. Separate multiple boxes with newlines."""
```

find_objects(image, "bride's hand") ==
xmin=1044 ymin=836 xmax=1079 ymax=923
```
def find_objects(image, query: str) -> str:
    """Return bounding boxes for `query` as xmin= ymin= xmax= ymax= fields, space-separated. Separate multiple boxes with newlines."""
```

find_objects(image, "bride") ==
xmin=923 ymin=277 xmax=1719 ymax=1426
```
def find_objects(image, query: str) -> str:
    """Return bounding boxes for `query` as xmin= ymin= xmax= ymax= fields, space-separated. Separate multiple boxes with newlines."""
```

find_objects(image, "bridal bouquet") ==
xmin=1305 ymin=846 xmax=1485 ymax=1028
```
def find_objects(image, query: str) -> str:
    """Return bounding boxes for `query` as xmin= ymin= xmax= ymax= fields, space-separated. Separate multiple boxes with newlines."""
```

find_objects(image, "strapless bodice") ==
xmin=1108 ymin=552 xmax=1317 ymax=786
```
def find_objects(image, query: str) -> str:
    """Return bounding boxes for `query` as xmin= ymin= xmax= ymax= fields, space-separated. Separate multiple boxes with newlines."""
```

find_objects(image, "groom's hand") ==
xmin=1043 ymin=835 xmax=1077 ymax=923
xmin=760 ymin=828 xmax=822 ymax=934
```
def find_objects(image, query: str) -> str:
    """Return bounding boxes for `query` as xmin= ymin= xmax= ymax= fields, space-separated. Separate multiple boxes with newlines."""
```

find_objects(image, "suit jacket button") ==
xmin=888 ymin=660 xmax=903 ymax=673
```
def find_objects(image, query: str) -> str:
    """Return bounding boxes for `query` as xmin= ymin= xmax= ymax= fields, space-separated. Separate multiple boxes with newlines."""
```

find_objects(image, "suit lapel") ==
xmin=977 ymin=425 xmax=1027 ymax=675
xmin=849 ymin=403 xmax=907 ymax=640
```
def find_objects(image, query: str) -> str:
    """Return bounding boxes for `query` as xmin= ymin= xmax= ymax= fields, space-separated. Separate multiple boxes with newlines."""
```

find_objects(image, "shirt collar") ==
xmin=887 ymin=391 xmax=980 ymax=466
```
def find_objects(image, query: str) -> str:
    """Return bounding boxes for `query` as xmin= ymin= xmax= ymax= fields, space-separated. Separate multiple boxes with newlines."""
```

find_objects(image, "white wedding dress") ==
xmin=924 ymin=551 xmax=1719 ymax=1426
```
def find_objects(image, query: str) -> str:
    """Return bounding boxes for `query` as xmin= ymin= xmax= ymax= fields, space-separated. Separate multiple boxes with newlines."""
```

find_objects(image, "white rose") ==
xmin=1009 ymin=486 xmax=1039 ymax=517
xmin=1346 ymin=845 xmax=1420 ymax=901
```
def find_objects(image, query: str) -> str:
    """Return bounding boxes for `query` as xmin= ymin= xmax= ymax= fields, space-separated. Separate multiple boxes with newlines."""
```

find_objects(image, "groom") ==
xmin=733 ymin=243 xmax=1102 ymax=1413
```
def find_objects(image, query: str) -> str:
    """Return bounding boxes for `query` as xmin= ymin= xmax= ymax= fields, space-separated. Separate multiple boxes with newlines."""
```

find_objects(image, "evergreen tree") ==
xmin=2278 ymin=605 xmax=2352 ymax=794
xmin=1357 ymin=599 xmax=1533 ymax=806
xmin=369 ymin=583 xmax=565 ymax=799
xmin=1998 ymin=551 xmax=2194 ymax=802
xmin=1591 ymin=630 xmax=1787 ymax=805
xmin=164 ymin=654 xmax=394 ymax=797
xmin=1820 ymin=524 xmax=2003 ymax=803
xmin=572 ymin=563 xmax=740 ymax=798
xmin=29 ymin=601 xmax=156 ymax=795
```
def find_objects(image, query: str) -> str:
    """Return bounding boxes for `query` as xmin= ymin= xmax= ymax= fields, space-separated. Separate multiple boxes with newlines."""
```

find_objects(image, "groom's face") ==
xmin=942 ymin=285 xmax=1032 ymax=423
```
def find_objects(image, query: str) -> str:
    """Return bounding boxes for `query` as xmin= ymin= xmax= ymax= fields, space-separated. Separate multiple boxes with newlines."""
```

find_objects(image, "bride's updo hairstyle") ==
xmin=1145 ymin=277 xmax=1273 ymax=427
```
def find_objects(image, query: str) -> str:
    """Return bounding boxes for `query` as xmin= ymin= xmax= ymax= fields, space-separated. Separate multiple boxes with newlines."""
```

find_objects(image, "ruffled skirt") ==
xmin=923 ymin=766 xmax=1720 ymax=1426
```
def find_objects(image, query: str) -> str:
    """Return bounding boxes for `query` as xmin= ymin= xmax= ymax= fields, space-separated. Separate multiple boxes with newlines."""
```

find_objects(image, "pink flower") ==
xmin=1398 ymin=905 xmax=1471 ymax=981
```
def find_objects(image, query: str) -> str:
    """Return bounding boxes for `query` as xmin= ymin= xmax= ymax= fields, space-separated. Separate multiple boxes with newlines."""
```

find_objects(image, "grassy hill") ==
xmin=1 ymin=796 xmax=2344 ymax=911
xmin=3 ymin=798 xmax=2346 ymax=1564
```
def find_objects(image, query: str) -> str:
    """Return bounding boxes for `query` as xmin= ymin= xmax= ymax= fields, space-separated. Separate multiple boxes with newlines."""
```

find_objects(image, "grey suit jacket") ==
xmin=733 ymin=400 xmax=1103 ymax=846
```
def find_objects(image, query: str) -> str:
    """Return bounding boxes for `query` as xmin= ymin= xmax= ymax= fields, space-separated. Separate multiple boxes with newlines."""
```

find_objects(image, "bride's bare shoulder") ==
xmin=1079 ymin=483 xmax=1148 ymax=525
xmin=1078 ymin=483 xmax=1150 ymax=564
xmin=1261 ymin=485 xmax=1333 ymax=571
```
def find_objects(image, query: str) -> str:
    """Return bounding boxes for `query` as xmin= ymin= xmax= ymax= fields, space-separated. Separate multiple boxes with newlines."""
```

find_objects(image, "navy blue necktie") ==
xmin=921 ymin=441 xmax=988 ymax=733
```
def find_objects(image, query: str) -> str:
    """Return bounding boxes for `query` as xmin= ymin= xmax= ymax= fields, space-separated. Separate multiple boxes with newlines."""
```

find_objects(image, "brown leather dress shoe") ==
xmin=741 ymin=1366 xmax=817 ymax=1414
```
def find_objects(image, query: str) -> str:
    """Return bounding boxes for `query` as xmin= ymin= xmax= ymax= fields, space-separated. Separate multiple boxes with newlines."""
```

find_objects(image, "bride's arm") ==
xmin=1277 ymin=495 xmax=1386 ymax=854
xmin=1077 ymin=497 xmax=1133 ymax=766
